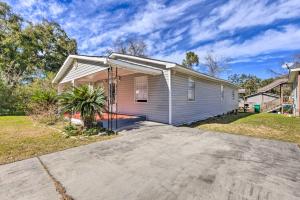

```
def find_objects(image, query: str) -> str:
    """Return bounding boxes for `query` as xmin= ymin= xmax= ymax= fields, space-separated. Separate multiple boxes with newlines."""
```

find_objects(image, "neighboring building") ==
xmin=53 ymin=53 xmax=239 ymax=125
xmin=288 ymin=63 xmax=300 ymax=116
xmin=245 ymin=93 xmax=279 ymax=107
xmin=242 ymin=77 xmax=290 ymax=113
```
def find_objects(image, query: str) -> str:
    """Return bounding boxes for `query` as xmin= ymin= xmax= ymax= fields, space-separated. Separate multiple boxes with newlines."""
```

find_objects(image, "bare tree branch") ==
xmin=107 ymin=37 xmax=147 ymax=57
xmin=201 ymin=51 xmax=229 ymax=77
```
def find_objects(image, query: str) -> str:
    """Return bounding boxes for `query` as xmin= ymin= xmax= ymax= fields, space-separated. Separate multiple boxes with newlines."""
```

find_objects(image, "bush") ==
xmin=0 ymin=80 xmax=25 ymax=115
xmin=59 ymin=85 xmax=106 ymax=128
xmin=83 ymin=127 xmax=105 ymax=136
xmin=16 ymin=72 xmax=60 ymax=124
xmin=63 ymin=124 xmax=81 ymax=136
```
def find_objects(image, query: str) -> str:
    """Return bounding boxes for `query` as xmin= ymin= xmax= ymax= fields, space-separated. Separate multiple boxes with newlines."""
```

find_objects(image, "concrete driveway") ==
xmin=1 ymin=122 xmax=300 ymax=200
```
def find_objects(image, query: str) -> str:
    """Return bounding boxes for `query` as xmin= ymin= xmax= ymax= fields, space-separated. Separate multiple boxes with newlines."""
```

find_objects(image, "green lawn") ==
xmin=192 ymin=113 xmax=300 ymax=146
xmin=0 ymin=116 xmax=115 ymax=165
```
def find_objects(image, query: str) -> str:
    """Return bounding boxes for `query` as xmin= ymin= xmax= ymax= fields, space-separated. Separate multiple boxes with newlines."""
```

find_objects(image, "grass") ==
xmin=0 ymin=116 xmax=116 ymax=165
xmin=192 ymin=112 xmax=300 ymax=146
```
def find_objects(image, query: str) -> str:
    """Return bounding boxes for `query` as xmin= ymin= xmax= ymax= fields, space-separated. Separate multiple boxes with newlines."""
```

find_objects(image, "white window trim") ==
xmin=187 ymin=77 xmax=195 ymax=101
xmin=134 ymin=76 xmax=149 ymax=103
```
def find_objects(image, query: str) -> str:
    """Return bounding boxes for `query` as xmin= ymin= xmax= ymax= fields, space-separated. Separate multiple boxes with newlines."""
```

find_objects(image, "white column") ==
xmin=164 ymin=69 xmax=172 ymax=125
xmin=57 ymin=84 xmax=63 ymax=94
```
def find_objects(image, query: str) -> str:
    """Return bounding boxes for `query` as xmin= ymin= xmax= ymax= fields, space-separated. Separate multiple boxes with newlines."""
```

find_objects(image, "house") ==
xmin=288 ymin=63 xmax=300 ymax=116
xmin=245 ymin=93 xmax=279 ymax=106
xmin=53 ymin=53 xmax=239 ymax=126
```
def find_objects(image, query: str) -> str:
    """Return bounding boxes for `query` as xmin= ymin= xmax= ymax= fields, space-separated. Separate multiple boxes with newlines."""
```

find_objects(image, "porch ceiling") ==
xmin=75 ymin=68 xmax=137 ymax=83
xmin=108 ymin=59 xmax=163 ymax=75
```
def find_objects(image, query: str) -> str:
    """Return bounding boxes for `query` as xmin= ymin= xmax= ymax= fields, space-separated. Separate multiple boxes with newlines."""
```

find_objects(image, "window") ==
xmin=135 ymin=76 xmax=148 ymax=102
xmin=188 ymin=78 xmax=195 ymax=101
xmin=232 ymin=90 xmax=235 ymax=100
xmin=221 ymin=84 xmax=224 ymax=101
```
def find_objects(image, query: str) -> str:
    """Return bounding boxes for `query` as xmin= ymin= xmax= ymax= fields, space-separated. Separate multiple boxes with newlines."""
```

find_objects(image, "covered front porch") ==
xmin=54 ymin=55 xmax=164 ymax=130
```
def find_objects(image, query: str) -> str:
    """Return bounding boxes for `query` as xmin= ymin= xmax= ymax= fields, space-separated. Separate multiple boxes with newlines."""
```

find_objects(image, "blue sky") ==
xmin=5 ymin=0 xmax=300 ymax=79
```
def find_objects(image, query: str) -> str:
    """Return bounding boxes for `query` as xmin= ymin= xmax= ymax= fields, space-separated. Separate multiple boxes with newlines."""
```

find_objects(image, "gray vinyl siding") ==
xmin=171 ymin=72 xmax=238 ymax=125
xmin=61 ymin=60 xmax=106 ymax=83
xmin=116 ymin=73 xmax=169 ymax=123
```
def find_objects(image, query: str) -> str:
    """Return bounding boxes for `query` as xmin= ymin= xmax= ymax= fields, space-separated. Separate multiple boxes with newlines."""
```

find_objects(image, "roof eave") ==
xmin=169 ymin=64 xmax=239 ymax=89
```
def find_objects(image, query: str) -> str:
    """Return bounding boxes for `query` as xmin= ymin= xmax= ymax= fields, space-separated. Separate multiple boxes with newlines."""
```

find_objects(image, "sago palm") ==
xmin=59 ymin=85 xmax=106 ymax=128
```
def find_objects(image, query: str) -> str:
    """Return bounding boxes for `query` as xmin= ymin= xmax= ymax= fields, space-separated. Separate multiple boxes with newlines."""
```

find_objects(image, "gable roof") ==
xmin=53 ymin=53 xmax=239 ymax=88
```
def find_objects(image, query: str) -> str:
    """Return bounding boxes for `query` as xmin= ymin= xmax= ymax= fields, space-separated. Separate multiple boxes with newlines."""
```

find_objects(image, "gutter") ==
xmin=168 ymin=64 xmax=239 ymax=89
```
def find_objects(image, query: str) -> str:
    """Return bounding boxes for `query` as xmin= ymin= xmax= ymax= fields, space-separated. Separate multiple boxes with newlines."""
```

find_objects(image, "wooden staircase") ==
xmin=261 ymin=96 xmax=293 ymax=113
xmin=257 ymin=77 xmax=288 ymax=93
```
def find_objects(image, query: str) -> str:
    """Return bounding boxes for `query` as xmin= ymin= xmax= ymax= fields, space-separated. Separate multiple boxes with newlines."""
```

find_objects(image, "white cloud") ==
xmin=158 ymin=25 xmax=300 ymax=64
xmin=19 ymin=0 xmax=36 ymax=8
xmin=83 ymin=0 xmax=202 ymax=53
xmin=218 ymin=0 xmax=300 ymax=30
xmin=200 ymin=25 xmax=300 ymax=59
xmin=189 ymin=0 xmax=300 ymax=44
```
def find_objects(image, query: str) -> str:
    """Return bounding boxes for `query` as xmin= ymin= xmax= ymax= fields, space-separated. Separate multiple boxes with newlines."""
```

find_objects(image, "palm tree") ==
xmin=59 ymin=85 xmax=106 ymax=129
xmin=182 ymin=51 xmax=199 ymax=68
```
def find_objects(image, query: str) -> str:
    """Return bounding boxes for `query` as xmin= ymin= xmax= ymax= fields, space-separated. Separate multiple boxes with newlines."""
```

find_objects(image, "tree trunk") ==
xmin=83 ymin=118 xmax=93 ymax=129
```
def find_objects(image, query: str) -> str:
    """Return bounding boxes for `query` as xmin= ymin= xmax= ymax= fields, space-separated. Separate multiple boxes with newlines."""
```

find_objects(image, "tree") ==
xmin=28 ymin=21 xmax=77 ymax=73
xmin=202 ymin=52 xmax=229 ymax=77
xmin=0 ymin=2 xmax=77 ymax=87
xmin=107 ymin=37 xmax=147 ymax=57
xmin=59 ymin=85 xmax=106 ymax=129
xmin=228 ymin=74 xmax=261 ymax=95
xmin=182 ymin=51 xmax=199 ymax=68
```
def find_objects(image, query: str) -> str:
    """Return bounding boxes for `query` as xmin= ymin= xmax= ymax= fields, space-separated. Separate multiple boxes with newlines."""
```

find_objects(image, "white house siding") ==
xmin=171 ymin=72 xmax=238 ymax=125
xmin=61 ymin=60 xmax=107 ymax=83
xmin=116 ymin=72 xmax=169 ymax=123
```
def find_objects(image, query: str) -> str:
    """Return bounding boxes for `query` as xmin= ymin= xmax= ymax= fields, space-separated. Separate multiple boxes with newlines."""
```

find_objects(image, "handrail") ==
xmin=261 ymin=96 xmax=293 ymax=112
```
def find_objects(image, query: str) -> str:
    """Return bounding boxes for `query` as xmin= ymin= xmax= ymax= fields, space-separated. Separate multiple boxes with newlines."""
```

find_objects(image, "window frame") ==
xmin=134 ymin=76 xmax=148 ymax=103
xmin=232 ymin=89 xmax=235 ymax=100
xmin=187 ymin=78 xmax=195 ymax=101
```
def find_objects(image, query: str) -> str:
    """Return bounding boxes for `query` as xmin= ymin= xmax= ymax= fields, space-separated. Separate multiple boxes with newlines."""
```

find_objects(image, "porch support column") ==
xmin=57 ymin=84 xmax=63 ymax=94
xmin=72 ymin=79 xmax=76 ymax=88
xmin=164 ymin=69 xmax=172 ymax=125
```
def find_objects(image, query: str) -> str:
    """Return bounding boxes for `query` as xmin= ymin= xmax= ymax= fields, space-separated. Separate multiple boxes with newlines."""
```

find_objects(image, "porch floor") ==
xmin=66 ymin=113 xmax=146 ymax=131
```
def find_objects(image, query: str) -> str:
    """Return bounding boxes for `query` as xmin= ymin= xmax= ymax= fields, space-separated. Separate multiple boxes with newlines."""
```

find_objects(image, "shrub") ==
xmin=17 ymin=72 xmax=60 ymax=124
xmin=83 ymin=127 xmax=105 ymax=136
xmin=59 ymin=85 xmax=106 ymax=128
xmin=63 ymin=124 xmax=81 ymax=136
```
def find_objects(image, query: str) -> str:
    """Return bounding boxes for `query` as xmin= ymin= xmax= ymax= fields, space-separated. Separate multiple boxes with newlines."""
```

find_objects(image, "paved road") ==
xmin=1 ymin=122 xmax=300 ymax=200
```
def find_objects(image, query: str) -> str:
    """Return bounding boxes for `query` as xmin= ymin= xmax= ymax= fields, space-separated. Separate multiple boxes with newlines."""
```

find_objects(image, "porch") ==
xmin=55 ymin=55 xmax=167 ymax=130
xmin=66 ymin=112 xmax=146 ymax=131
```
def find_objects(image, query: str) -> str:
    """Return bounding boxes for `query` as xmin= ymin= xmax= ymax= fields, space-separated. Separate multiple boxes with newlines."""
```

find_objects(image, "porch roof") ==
xmin=53 ymin=53 xmax=238 ymax=88
xmin=52 ymin=55 xmax=163 ymax=84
